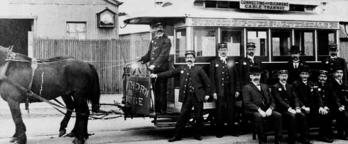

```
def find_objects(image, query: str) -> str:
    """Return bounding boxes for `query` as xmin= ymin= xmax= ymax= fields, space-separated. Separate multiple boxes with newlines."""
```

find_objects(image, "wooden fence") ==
xmin=34 ymin=39 xmax=150 ymax=93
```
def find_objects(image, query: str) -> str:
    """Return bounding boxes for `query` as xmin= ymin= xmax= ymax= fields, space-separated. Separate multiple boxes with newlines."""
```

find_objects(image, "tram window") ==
xmin=175 ymin=29 xmax=186 ymax=58
xmin=221 ymin=30 xmax=242 ymax=56
xmin=271 ymin=29 xmax=291 ymax=58
xmin=193 ymin=28 xmax=217 ymax=57
xmin=294 ymin=31 xmax=315 ymax=61
xmin=318 ymin=30 xmax=336 ymax=59
xmin=247 ymin=30 xmax=268 ymax=57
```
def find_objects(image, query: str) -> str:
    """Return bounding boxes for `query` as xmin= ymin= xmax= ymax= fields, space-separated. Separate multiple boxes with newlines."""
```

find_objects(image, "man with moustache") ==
xmin=272 ymin=69 xmax=311 ymax=144
xmin=322 ymin=44 xmax=347 ymax=83
xmin=288 ymin=45 xmax=306 ymax=83
xmin=312 ymin=70 xmax=334 ymax=143
xmin=330 ymin=66 xmax=348 ymax=140
xmin=138 ymin=22 xmax=171 ymax=113
xmin=243 ymin=67 xmax=282 ymax=144
xmin=238 ymin=42 xmax=262 ymax=88
xmin=150 ymin=50 xmax=211 ymax=142
xmin=209 ymin=43 xmax=239 ymax=137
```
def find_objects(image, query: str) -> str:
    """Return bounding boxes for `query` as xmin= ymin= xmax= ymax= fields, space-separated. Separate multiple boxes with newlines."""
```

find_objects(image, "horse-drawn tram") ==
xmin=122 ymin=0 xmax=344 ymax=127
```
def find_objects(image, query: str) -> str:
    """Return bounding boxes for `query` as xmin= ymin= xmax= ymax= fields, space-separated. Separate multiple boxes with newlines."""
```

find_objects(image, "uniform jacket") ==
xmin=293 ymin=80 xmax=315 ymax=108
xmin=329 ymin=79 xmax=348 ymax=108
xmin=209 ymin=57 xmax=239 ymax=98
xmin=243 ymin=83 xmax=275 ymax=112
xmin=140 ymin=35 xmax=171 ymax=73
xmin=272 ymin=82 xmax=299 ymax=112
xmin=312 ymin=82 xmax=335 ymax=109
xmin=238 ymin=57 xmax=261 ymax=88
xmin=157 ymin=65 xmax=211 ymax=102
xmin=287 ymin=60 xmax=306 ymax=83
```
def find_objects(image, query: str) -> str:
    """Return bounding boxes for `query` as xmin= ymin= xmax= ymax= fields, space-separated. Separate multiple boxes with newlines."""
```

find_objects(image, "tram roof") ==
xmin=123 ymin=0 xmax=347 ymax=25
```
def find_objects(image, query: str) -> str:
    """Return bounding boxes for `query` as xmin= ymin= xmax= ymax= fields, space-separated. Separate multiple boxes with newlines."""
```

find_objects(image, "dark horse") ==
xmin=0 ymin=46 xmax=100 ymax=144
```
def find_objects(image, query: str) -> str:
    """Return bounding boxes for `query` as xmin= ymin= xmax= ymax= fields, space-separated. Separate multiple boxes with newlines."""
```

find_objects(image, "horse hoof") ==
xmin=59 ymin=130 xmax=66 ymax=137
xmin=65 ymin=132 xmax=76 ymax=137
xmin=72 ymin=138 xmax=85 ymax=144
xmin=9 ymin=137 xmax=17 ymax=143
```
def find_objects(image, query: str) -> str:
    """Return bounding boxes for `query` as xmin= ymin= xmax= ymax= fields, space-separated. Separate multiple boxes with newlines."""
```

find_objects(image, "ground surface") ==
xmin=0 ymin=94 xmax=347 ymax=144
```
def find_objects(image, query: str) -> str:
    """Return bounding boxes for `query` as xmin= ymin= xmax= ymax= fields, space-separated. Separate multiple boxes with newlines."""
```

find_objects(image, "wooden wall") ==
xmin=34 ymin=39 xmax=150 ymax=93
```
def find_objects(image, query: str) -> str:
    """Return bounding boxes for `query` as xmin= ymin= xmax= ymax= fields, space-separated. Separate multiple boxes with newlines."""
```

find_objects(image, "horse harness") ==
xmin=0 ymin=50 xmax=67 ymax=113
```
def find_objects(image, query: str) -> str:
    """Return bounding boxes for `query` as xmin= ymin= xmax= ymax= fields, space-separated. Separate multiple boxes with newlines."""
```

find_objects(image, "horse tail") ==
xmin=88 ymin=64 xmax=101 ymax=112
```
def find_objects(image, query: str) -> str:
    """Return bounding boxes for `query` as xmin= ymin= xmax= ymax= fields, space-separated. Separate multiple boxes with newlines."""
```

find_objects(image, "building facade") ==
xmin=0 ymin=0 xmax=122 ymax=55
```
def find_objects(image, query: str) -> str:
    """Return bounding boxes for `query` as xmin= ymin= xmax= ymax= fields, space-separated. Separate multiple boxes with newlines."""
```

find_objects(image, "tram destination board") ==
xmin=125 ymin=76 xmax=152 ymax=116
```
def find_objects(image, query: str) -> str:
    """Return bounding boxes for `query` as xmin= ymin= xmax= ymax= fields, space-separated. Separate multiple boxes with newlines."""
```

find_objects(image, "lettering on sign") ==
xmin=125 ymin=77 xmax=152 ymax=115
xmin=190 ymin=18 xmax=339 ymax=29
xmin=240 ymin=0 xmax=289 ymax=11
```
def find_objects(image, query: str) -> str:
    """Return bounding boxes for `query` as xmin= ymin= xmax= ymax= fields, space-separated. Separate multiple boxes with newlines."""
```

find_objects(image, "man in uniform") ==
xmin=313 ymin=70 xmax=334 ymax=143
xmin=209 ymin=43 xmax=239 ymax=137
xmin=293 ymin=65 xmax=314 ymax=116
xmin=238 ymin=42 xmax=262 ymax=88
xmin=330 ymin=66 xmax=348 ymax=140
xmin=272 ymin=69 xmax=311 ymax=144
xmin=321 ymin=43 xmax=347 ymax=83
xmin=139 ymin=22 xmax=171 ymax=113
xmin=150 ymin=50 xmax=211 ymax=142
xmin=288 ymin=45 xmax=307 ymax=83
xmin=243 ymin=67 xmax=282 ymax=144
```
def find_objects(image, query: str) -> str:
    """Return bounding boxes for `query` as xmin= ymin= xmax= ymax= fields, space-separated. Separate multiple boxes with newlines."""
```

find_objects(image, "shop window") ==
xmin=175 ymin=29 xmax=186 ymax=58
xmin=66 ymin=22 xmax=86 ymax=39
xmin=247 ymin=30 xmax=268 ymax=58
xmin=194 ymin=28 xmax=217 ymax=57
xmin=294 ymin=30 xmax=315 ymax=61
xmin=221 ymin=30 xmax=242 ymax=56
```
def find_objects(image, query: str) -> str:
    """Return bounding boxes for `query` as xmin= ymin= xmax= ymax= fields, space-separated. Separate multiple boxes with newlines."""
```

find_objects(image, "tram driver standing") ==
xmin=138 ymin=22 xmax=171 ymax=113
xmin=209 ymin=43 xmax=239 ymax=137
xmin=321 ymin=43 xmax=347 ymax=83
xmin=150 ymin=50 xmax=211 ymax=142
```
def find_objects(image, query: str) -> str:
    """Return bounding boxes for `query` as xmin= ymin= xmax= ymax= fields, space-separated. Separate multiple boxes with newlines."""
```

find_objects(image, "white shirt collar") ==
xmin=279 ymin=81 xmax=287 ymax=87
xmin=247 ymin=55 xmax=254 ymax=60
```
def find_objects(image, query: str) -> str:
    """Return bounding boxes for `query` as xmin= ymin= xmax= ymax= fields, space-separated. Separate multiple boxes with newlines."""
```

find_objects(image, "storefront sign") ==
xmin=190 ymin=18 xmax=339 ymax=29
xmin=240 ymin=0 xmax=289 ymax=11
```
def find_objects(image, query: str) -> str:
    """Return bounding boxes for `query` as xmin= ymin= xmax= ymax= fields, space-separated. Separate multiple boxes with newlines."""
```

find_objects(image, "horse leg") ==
xmin=8 ymin=99 xmax=27 ymax=144
xmin=59 ymin=95 xmax=74 ymax=137
xmin=72 ymin=94 xmax=90 ymax=144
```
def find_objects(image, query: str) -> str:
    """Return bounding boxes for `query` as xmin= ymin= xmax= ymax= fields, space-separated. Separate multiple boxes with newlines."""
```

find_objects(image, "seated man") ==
xmin=292 ymin=65 xmax=314 ymax=116
xmin=312 ymin=70 xmax=334 ymax=143
xmin=330 ymin=66 xmax=348 ymax=140
xmin=243 ymin=67 xmax=282 ymax=144
xmin=272 ymin=69 xmax=311 ymax=144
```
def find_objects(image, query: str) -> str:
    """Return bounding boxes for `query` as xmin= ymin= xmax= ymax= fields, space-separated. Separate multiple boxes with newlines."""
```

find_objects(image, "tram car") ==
xmin=121 ymin=0 xmax=348 ymax=127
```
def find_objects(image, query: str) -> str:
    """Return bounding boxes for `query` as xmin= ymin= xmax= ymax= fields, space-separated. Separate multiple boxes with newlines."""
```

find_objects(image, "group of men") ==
xmin=139 ymin=22 xmax=348 ymax=143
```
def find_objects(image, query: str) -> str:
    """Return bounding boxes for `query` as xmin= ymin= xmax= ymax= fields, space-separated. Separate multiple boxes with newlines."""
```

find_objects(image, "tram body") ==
xmin=122 ymin=0 xmax=346 ymax=127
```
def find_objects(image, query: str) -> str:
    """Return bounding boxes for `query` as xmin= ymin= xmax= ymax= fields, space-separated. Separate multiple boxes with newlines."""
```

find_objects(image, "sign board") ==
xmin=240 ymin=0 xmax=289 ymax=11
xmin=190 ymin=18 xmax=339 ymax=29
xmin=124 ymin=76 xmax=152 ymax=116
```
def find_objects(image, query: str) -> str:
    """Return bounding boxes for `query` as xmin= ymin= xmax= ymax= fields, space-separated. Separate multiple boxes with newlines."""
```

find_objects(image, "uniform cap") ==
xmin=246 ymin=42 xmax=256 ymax=49
xmin=152 ymin=22 xmax=164 ymax=30
xmin=278 ymin=69 xmax=288 ymax=75
xmin=318 ymin=70 xmax=328 ymax=76
xmin=249 ymin=66 xmax=261 ymax=74
xmin=329 ymin=43 xmax=338 ymax=51
xmin=299 ymin=64 xmax=310 ymax=73
xmin=218 ymin=43 xmax=227 ymax=50
xmin=185 ymin=50 xmax=196 ymax=57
